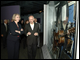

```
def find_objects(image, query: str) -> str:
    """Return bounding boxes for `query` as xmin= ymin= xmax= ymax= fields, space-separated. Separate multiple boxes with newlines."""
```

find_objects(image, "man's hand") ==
xmin=27 ymin=32 xmax=31 ymax=35
xmin=21 ymin=28 xmax=23 ymax=31
xmin=15 ymin=30 xmax=20 ymax=34
xmin=1 ymin=34 xmax=3 ymax=37
xmin=34 ymin=32 xmax=38 ymax=36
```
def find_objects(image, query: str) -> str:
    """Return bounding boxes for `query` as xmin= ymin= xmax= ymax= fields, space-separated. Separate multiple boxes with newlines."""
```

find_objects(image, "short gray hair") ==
xmin=28 ymin=15 xmax=34 ymax=19
xmin=4 ymin=19 xmax=7 ymax=22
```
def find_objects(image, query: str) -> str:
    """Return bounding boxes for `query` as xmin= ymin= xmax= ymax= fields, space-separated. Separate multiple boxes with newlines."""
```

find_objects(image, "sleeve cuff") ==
xmin=26 ymin=33 xmax=28 ymax=36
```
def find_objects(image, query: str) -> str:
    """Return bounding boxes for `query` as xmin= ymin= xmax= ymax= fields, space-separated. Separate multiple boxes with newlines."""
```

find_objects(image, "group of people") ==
xmin=1 ymin=19 xmax=9 ymax=49
xmin=1 ymin=14 xmax=40 ymax=59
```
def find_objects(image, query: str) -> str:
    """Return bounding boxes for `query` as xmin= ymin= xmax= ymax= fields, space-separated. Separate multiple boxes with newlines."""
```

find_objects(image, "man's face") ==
xmin=11 ymin=19 xmax=13 ymax=22
xmin=26 ymin=21 xmax=29 ymax=24
xmin=4 ymin=20 xmax=8 ymax=24
xmin=63 ymin=21 xmax=67 ymax=24
xmin=63 ymin=17 xmax=68 ymax=24
xmin=21 ymin=20 xmax=24 ymax=24
xmin=34 ymin=19 xmax=37 ymax=23
xmin=29 ymin=16 xmax=34 ymax=24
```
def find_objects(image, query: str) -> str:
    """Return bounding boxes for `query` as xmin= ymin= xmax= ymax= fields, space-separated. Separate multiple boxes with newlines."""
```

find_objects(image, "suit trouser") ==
xmin=2 ymin=35 xmax=7 ymax=48
xmin=27 ymin=43 xmax=37 ymax=59
xmin=7 ymin=40 xmax=19 ymax=59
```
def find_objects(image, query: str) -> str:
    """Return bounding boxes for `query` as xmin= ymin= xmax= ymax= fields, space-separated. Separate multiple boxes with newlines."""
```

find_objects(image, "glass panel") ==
xmin=44 ymin=1 xmax=77 ymax=59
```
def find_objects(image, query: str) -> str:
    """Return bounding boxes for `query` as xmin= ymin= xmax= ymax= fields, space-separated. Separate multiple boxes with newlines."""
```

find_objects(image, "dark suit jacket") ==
xmin=25 ymin=23 xmax=39 ymax=45
xmin=1 ymin=23 xmax=9 ymax=37
xmin=7 ymin=21 xmax=24 ymax=41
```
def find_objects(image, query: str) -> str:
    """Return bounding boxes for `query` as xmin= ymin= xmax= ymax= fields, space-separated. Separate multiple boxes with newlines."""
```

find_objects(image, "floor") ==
xmin=1 ymin=33 xmax=43 ymax=59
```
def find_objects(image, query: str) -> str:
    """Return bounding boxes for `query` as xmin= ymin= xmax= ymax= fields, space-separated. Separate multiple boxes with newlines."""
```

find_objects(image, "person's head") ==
xmin=25 ymin=20 xmax=29 ymax=24
xmin=28 ymin=15 xmax=34 ymax=24
xmin=12 ymin=14 xmax=21 ymax=23
xmin=63 ymin=17 xmax=68 ymax=24
xmin=11 ymin=19 xmax=13 ymax=22
xmin=34 ymin=18 xmax=37 ymax=23
xmin=21 ymin=20 xmax=24 ymax=24
xmin=7 ymin=20 xmax=9 ymax=23
xmin=4 ymin=19 xmax=8 ymax=24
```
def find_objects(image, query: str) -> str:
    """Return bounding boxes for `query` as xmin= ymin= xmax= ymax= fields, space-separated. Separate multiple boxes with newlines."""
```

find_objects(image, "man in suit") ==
xmin=25 ymin=15 xmax=39 ymax=59
xmin=34 ymin=18 xmax=41 ymax=48
xmin=1 ymin=19 xmax=9 ymax=48
xmin=34 ymin=18 xmax=40 ymax=29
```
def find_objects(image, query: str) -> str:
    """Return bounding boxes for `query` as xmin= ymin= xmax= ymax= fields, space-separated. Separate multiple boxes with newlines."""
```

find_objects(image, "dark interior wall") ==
xmin=1 ymin=5 xmax=20 ymax=23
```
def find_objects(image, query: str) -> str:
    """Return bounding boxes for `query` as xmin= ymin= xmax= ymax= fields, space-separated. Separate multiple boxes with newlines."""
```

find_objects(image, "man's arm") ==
xmin=36 ymin=24 xmax=40 ymax=36
xmin=34 ymin=23 xmax=40 ymax=36
xmin=1 ymin=24 xmax=3 ymax=34
xmin=38 ymin=23 xmax=41 ymax=32
xmin=37 ymin=24 xmax=40 ymax=35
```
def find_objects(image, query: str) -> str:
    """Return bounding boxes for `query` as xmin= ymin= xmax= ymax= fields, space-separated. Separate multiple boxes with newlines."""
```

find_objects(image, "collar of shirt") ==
xmin=63 ymin=23 xmax=66 ymax=30
xmin=4 ymin=23 xmax=7 ymax=26
xmin=30 ymin=23 xmax=34 ymax=30
xmin=30 ymin=23 xmax=34 ymax=25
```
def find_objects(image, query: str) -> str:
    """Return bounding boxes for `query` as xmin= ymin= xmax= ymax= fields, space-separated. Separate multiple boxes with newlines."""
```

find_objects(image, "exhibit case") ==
xmin=43 ymin=1 xmax=78 ymax=59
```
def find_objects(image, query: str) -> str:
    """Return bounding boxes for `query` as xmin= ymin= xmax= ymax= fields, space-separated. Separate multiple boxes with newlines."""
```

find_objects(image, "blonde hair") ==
xmin=12 ymin=14 xmax=21 ymax=21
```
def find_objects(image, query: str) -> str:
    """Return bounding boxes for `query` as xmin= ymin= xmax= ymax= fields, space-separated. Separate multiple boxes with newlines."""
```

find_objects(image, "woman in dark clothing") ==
xmin=25 ymin=20 xmax=29 ymax=25
xmin=7 ymin=14 xmax=24 ymax=59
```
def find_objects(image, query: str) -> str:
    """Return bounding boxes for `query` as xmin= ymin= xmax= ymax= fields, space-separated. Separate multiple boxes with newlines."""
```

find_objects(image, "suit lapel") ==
xmin=29 ymin=23 xmax=36 ymax=31
xmin=33 ymin=23 xmax=36 ymax=31
xmin=3 ymin=24 xmax=5 ymax=28
xmin=13 ymin=21 xmax=19 ymax=30
xmin=29 ymin=23 xmax=32 ymax=31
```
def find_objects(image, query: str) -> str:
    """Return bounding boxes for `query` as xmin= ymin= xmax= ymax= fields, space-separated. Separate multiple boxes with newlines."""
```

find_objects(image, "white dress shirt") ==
xmin=62 ymin=23 xmax=67 ymax=30
xmin=26 ymin=23 xmax=34 ymax=36
xmin=4 ymin=23 xmax=7 ymax=31
xmin=30 ymin=23 xmax=34 ymax=30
